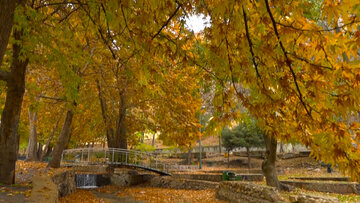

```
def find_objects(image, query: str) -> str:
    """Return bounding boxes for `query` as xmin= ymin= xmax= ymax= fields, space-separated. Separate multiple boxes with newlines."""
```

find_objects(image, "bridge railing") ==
xmin=60 ymin=148 xmax=170 ymax=173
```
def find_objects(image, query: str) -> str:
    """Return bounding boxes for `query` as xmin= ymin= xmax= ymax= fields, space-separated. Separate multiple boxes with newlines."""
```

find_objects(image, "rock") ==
xmin=216 ymin=181 xmax=284 ymax=203
xmin=51 ymin=171 xmax=76 ymax=197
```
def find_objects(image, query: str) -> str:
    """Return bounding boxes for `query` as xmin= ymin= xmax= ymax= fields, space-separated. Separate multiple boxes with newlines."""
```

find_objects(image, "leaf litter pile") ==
xmin=60 ymin=185 xmax=226 ymax=203
xmin=116 ymin=187 xmax=225 ymax=203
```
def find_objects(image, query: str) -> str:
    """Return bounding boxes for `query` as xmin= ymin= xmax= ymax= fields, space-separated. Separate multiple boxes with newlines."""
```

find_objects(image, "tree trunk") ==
xmin=228 ymin=150 xmax=230 ymax=168
xmin=37 ymin=143 xmax=42 ymax=160
xmin=279 ymin=142 xmax=284 ymax=153
xmin=152 ymin=134 xmax=155 ymax=147
xmin=41 ymin=111 xmax=63 ymax=161
xmin=0 ymin=0 xmax=16 ymax=66
xmin=44 ymin=147 xmax=52 ymax=158
xmin=115 ymin=93 xmax=127 ymax=149
xmin=246 ymin=147 xmax=251 ymax=169
xmin=0 ymin=28 xmax=28 ymax=184
xmin=186 ymin=148 xmax=192 ymax=165
xmin=141 ymin=131 xmax=145 ymax=143
xmin=218 ymin=134 xmax=222 ymax=153
xmin=96 ymin=80 xmax=127 ymax=149
xmin=26 ymin=110 xmax=38 ymax=161
xmin=48 ymin=110 xmax=74 ymax=168
xmin=262 ymin=134 xmax=280 ymax=188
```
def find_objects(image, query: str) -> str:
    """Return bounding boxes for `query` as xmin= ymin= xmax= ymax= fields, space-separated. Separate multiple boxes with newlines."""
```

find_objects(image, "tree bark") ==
xmin=26 ymin=110 xmax=38 ymax=161
xmin=40 ymin=111 xmax=63 ymax=161
xmin=96 ymin=80 xmax=127 ymax=149
xmin=0 ymin=0 xmax=16 ymax=66
xmin=227 ymin=150 xmax=230 ymax=168
xmin=48 ymin=110 xmax=74 ymax=168
xmin=262 ymin=134 xmax=280 ymax=188
xmin=186 ymin=148 xmax=192 ymax=165
xmin=141 ymin=131 xmax=145 ymax=143
xmin=0 ymin=28 xmax=28 ymax=184
xmin=246 ymin=147 xmax=251 ymax=169
xmin=37 ymin=143 xmax=42 ymax=160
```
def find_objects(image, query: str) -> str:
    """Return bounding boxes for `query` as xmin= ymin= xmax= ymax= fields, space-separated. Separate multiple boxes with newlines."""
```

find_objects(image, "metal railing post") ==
xmin=87 ymin=148 xmax=90 ymax=162
xmin=104 ymin=149 xmax=106 ymax=163
xmin=61 ymin=152 xmax=64 ymax=165
xmin=112 ymin=148 xmax=114 ymax=163
xmin=125 ymin=152 xmax=128 ymax=164
xmin=81 ymin=150 xmax=83 ymax=162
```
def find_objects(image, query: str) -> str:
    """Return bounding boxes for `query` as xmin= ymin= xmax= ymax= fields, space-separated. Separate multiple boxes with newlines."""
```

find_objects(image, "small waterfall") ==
xmin=76 ymin=174 xmax=98 ymax=189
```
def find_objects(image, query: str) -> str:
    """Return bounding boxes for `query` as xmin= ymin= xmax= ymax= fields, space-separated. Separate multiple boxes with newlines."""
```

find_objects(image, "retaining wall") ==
xmin=172 ymin=173 xmax=264 ymax=182
xmin=149 ymin=176 xmax=218 ymax=190
xmin=281 ymin=180 xmax=360 ymax=194
xmin=216 ymin=181 xmax=284 ymax=203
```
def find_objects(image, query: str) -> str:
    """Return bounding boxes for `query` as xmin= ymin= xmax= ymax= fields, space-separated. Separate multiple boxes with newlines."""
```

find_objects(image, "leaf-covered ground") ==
xmin=59 ymin=185 xmax=226 ymax=203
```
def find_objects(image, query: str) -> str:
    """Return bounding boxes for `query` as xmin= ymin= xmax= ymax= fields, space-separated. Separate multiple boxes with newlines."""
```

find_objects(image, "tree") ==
xmin=194 ymin=0 xmax=360 ymax=188
xmin=222 ymin=119 xmax=264 ymax=169
xmin=232 ymin=121 xmax=264 ymax=169
xmin=0 ymin=1 xmax=29 ymax=184
xmin=221 ymin=127 xmax=239 ymax=168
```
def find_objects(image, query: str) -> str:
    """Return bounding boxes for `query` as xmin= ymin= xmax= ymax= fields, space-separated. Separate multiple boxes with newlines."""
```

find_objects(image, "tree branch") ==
xmin=242 ymin=7 xmax=261 ymax=80
xmin=265 ymin=0 xmax=312 ymax=118
xmin=152 ymin=1 xmax=181 ymax=40
xmin=38 ymin=95 xmax=65 ymax=102
xmin=276 ymin=18 xmax=359 ymax=33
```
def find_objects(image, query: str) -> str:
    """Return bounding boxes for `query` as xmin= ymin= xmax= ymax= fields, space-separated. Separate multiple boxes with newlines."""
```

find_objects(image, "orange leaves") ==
xmin=116 ymin=186 xmax=225 ymax=203
xmin=59 ymin=189 xmax=110 ymax=203
xmin=197 ymin=0 xmax=360 ymax=181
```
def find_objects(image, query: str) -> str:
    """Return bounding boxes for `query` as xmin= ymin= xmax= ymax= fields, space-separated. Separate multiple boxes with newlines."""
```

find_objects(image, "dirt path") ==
xmin=0 ymin=185 xmax=31 ymax=203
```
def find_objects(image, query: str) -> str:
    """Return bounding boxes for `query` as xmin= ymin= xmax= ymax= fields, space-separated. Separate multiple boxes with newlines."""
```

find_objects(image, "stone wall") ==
xmin=51 ymin=170 xmax=76 ymax=197
xmin=290 ymin=193 xmax=339 ymax=203
xmin=29 ymin=170 xmax=76 ymax=203
xmin=149 ymin=176 xmax=218 ymax=190
xmin=111 ymin=170 xmax=147 ymax=186
xmin=172 ymin=173 xmax=264 ymax=182
xmin=172 ymin=174 xmax=222 ymax=182
xmin=216 ymin=181 xmax=284 ymax=203
xmin=281 ymin=180 xmax=360 ymax=194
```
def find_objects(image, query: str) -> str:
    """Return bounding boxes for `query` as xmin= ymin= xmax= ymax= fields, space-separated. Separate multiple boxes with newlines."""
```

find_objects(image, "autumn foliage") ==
xmin=0 ymin=0 xmax=360 ymax=185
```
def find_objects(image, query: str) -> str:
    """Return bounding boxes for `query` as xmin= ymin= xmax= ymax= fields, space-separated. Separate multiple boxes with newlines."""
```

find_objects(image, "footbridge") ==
xmin=61 ymin=148 xmax=171 ymax=176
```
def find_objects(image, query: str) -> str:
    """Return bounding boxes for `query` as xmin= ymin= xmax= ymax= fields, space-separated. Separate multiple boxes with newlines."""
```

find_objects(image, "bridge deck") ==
xmin=61 ymin=148 xmax=171 ymax=176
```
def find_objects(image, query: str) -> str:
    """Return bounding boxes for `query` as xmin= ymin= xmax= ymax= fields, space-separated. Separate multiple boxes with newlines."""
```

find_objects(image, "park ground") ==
xmin=1 ymin=153 xmax=360 ymax=202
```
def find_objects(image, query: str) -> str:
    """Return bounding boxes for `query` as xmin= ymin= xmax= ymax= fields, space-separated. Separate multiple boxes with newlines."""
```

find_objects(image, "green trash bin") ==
xmin=222 ymin=171 xmax=229 ymax=181
xmin=228 ymin=172 xmax=235 ymax=181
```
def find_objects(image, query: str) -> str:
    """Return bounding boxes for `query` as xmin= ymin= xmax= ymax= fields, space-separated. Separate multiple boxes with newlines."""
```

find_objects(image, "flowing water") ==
xmin=76 ymin=174 xmax=98 ymax=189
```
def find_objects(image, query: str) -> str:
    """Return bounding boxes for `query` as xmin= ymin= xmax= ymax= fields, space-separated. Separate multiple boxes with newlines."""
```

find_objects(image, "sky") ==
xmin=186 ymin=14 xmax=210 ymax=33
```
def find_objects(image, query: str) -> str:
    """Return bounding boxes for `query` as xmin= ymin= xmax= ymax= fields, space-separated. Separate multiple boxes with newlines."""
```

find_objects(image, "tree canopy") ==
xmin=0 ymin=0 xmax=360 ymax=184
